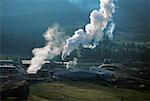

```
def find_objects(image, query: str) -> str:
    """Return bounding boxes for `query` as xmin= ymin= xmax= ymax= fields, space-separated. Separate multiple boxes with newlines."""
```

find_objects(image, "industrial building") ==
xmin=53 ymin=69 xmax=117 ymax=83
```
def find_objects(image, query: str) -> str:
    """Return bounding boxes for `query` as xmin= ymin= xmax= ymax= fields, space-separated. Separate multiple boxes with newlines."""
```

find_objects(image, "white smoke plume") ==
xmin=66 ymin=57 xmax=78 ymax=69
xmin=62 ymin=0 xmax=115 ymax=60
xmin=106 ymin=22 xmax=115 ymax=40
xmin=27 ymin=24 xmax=66 ymax=74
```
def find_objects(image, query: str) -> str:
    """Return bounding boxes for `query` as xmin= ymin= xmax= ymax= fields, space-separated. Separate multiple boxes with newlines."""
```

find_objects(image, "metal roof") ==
xmin=0 ymin=60 xmax=14 ymax=62
xmin=99 ymin=63 xmax=120 ymax=68
xmin=0 ymin=65 xmax=16 ymax=68
xmin=21 ymin=60 xmax=50 ymax=64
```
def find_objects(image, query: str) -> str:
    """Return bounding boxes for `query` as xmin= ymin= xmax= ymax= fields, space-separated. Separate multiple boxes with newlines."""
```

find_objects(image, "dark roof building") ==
xmin=53 ymin=69 xmax=116 ymax=82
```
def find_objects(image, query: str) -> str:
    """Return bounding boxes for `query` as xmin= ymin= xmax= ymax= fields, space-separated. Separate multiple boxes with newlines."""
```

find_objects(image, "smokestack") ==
xmin=62 ymin=0 xmax=116 ymax=60
xmin=27 ymin=24 xmax=66 ymax=74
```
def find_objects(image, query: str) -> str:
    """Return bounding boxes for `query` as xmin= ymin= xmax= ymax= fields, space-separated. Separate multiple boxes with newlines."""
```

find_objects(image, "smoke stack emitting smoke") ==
xmin=27 ymin=0 xmax=116 ymax=73
xmin=61 ymin=0 xmax=115 ymax=59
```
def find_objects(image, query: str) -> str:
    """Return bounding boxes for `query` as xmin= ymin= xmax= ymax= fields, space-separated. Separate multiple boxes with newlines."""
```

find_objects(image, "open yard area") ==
xmin=28 ymin=82 xmax=150 ymax=101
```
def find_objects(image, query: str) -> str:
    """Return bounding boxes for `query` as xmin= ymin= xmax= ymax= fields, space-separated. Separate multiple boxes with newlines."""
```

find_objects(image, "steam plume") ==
xmin=105 ymin=21 xmax=115 ymax=40
xmin=66 ymin=57 xmax=78 ymax=69
xmin=27 ymin=24 xmax=66 ymax=74
xmin=62 ymin=0 xmax=116 ymax=60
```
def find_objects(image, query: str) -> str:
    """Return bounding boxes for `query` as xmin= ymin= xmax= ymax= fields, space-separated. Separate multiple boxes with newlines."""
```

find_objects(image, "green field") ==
xmin=28 ymin=82 xmax=150 ymax=101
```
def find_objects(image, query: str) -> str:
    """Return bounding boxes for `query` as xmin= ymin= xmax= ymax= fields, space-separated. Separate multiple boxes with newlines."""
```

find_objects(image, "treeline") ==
xmin=1 ymin=40 xmax=150 ymax=64
xmin=61 ymin=40 xmax=150 ymax=63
